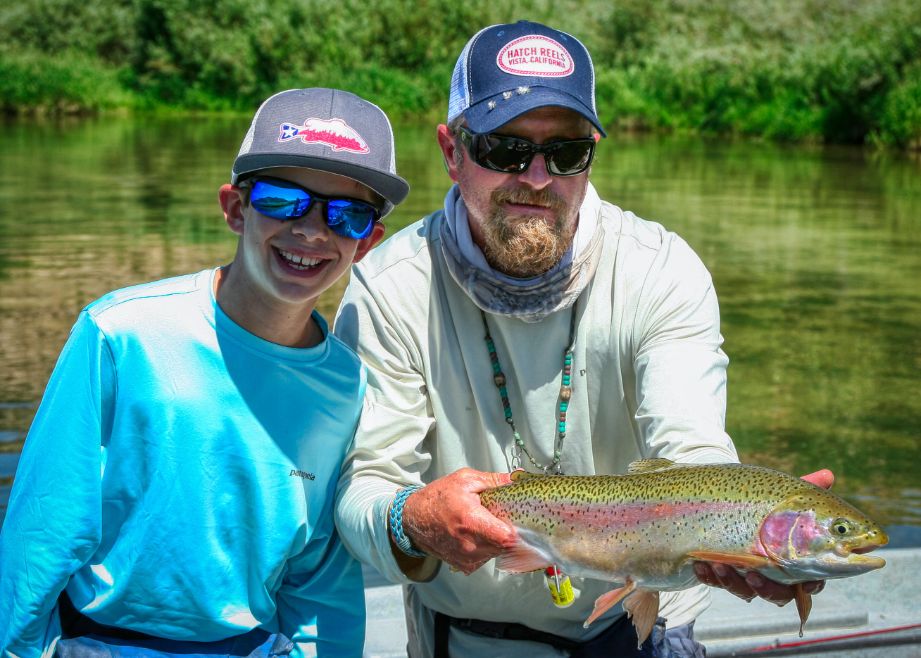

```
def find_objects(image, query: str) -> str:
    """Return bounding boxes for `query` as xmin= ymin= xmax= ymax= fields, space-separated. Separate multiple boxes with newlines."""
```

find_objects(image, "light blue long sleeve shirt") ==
xmin=0 ymin=269 xmax=365 ymax=658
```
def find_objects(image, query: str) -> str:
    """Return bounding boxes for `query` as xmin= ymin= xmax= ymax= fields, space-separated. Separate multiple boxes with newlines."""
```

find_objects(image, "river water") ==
xmin=1 ymin=116 xmax=920 ymax=545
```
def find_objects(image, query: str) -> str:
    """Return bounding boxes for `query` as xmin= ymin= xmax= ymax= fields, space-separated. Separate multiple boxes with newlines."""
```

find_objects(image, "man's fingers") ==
xmin=694 ymin=561 xmax=827 ymax=608
xmin=802 ymin=580 xmax=825 ymax=595
xmin=477 ymin=513 xmax=518 ymax=547
xmin=694 ymin=563 xmax=756 ymax=602
xmin=458 ymin=467 xmax=513 ymax=491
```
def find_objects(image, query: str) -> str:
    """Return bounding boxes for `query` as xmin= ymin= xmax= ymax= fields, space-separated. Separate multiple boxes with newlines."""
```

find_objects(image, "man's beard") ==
xmin=481 ymin=187 xmax=576 ymax=278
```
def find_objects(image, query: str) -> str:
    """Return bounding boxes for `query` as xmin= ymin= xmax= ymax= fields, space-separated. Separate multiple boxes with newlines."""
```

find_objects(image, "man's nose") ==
xmin=516 ymin=153 xmax=553 ymax=190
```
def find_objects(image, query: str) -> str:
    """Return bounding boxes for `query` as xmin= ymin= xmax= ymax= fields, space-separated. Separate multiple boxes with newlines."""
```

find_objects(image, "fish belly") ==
xmin=516 ymin=525 xmax=707 ymax=591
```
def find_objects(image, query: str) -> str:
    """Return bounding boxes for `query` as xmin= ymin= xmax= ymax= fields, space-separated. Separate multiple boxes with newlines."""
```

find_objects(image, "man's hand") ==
xmin=693 ymin=469 xmax=834 ymax=604
xmin=401 ymin=468 xmax=517 ymax=574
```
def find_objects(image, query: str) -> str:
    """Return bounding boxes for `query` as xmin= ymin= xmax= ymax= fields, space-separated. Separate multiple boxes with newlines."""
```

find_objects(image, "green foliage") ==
xmin=876 ymin=65 xmax=921 ymax=148
xmin=0 ymin=0 xmax=918 ymax=147
xmin=0 ymin=50 xmax=129 ymax=113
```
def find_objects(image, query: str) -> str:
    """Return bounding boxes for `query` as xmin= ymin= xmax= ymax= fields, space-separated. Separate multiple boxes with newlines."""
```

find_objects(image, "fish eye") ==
xmin=831 ymin=518 xmax=852 ymax=535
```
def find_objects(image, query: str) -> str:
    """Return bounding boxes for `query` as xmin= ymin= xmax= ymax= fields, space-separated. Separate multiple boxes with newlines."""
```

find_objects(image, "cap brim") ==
xmin=463 ymin=86 xmax=606 ymax=137
xmin=232 ymin=153 xmax=409 ymax=207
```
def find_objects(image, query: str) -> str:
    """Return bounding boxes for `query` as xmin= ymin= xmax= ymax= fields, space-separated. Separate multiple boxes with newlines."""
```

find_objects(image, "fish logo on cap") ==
xmin=497 ymin=35 xmax=575 ymax=77
xmin=277 ymin=118 xmax=370 ymax=154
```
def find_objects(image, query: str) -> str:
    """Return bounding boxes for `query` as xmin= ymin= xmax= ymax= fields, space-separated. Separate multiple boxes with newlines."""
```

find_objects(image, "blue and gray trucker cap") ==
xmin=232 ymin=88 xmax=409 ymax=216
xmin=447 ymin=21 xmax=606 ymax=136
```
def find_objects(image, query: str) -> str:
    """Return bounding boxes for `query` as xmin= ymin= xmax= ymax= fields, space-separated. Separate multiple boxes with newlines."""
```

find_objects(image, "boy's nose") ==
xmin=290 ymin=203 xmax=330 ymax=239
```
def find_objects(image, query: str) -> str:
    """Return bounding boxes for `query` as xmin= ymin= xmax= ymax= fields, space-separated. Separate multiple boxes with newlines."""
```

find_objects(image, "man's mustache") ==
xmin=491 ymin=188 xmax=567 ymax=213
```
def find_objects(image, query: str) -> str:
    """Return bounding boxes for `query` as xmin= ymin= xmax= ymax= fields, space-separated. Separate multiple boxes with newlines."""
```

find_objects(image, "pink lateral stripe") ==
xmin=535 ymin=499 xmax=757 ymax=530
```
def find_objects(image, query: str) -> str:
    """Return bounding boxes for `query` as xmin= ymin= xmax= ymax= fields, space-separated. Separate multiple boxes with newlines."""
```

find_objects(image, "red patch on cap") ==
xmin=277 ymin=118 xmax=370 ymax=154
xmin=497 ymin=35 xmax=575 ymax=77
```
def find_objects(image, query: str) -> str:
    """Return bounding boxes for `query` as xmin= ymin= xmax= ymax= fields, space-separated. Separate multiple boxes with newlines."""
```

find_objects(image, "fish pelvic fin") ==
xmin=494 ymin=538 xmax=552 ymax=573
xmin=687 ymin=550 xmax=774 ymax=570
xmin=584 ymin=578 xmax=636 ymax=628
xmin=624 ymin=589 xmax=660 ymax=649
xmin=794 ymin=583 xmax=812 ymax=637
xmin=626 ymin=458 xmax=676 ymax=474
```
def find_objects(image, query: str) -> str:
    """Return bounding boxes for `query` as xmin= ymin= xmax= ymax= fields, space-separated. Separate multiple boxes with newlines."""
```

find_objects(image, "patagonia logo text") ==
xmin=497 ymin=35 xmax=574 ymax=77
xmin=278 ymin=118 xmax=370 ymax=154
xmin=290 ymin=469 xmax=316 ymax=480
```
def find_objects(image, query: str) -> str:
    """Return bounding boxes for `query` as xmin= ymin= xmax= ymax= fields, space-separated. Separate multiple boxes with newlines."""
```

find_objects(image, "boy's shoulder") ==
xmin=85 ymin=270 xmax=212 ymax=320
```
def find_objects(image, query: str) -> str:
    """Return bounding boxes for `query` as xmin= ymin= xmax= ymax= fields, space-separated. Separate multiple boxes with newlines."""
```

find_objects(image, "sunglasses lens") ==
xmin=546 ymin=141 xmax=595 ymax=176
xmin=249 ymin=180 xmax=312 ymax=220
xmin=478 ymin=135 xmax=532 ymax=173
xmin=326 ymin=200 xmax=377 ymax=239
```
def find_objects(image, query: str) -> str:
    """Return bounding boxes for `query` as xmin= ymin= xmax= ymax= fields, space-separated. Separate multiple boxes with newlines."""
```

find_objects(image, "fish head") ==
xmin=757 ymin=488 xmax=888 ymax=581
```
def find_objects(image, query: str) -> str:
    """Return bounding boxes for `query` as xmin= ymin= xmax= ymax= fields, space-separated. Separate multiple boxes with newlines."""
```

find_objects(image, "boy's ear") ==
xmin=353 ymin=222 xmax=386 ymax=263
xmin=219 ymin=184 xmax=246 ymax=235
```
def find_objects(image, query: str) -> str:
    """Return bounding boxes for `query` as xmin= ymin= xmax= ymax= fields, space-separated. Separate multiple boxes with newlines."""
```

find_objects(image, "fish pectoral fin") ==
xmin=687 ymin=550 xmax=774 ymax=570
xmin=494 ymin=540 xmax=551 ymax=573
xmin=627 ymin=458 xmax=676 ymax=474
xmin=794 ymin=583 xmax=812 ymax=637
xmin=623 ymin=589 xmax=660 ymax=648
xmin=583 ymin=578 xmax=636 ymax=628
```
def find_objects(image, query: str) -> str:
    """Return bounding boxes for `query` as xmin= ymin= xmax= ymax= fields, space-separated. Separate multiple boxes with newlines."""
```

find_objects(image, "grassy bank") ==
xmin=2 ymin=0 xmax=919 ymax=148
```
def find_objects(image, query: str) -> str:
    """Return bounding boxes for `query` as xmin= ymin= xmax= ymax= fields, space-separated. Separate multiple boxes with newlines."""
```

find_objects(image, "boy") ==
xmin=0 ymin=88 xmax=408 ymax=658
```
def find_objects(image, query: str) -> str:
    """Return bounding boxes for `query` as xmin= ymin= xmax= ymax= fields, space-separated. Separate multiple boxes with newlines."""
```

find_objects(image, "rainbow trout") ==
xmin=479 ymin=459 xmax=887 ymax=644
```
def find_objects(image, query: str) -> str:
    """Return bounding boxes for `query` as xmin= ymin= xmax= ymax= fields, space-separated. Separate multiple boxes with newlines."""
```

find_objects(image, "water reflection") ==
xmin=1 ymin=117 xmax=920 ymax=543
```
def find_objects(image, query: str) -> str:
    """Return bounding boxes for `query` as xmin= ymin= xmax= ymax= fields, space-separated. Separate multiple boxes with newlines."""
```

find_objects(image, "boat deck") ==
xmin=362 ymin=547 xmax=921 ymax=657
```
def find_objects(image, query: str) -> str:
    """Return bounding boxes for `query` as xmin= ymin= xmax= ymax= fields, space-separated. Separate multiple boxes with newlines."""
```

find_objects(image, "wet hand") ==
xmin=693 ymin=468 xmax=833 ymax=604
xmin=401 ymin=468 xmax=517 ymax=574
xmin=693 ymin=563 xmax=825 ymax=605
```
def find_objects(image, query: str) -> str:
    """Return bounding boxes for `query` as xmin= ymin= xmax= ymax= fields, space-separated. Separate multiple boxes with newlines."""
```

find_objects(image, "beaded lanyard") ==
xmin=480 ymin=305 xmax=577 ymax=475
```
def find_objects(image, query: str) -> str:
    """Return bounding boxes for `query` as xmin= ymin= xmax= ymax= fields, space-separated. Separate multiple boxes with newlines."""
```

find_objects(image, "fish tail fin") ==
xmin=583 ymin=578 xmax=637 ymax=628
xmin=624 ymin=589 xmax=660 ymax=648
xmin=794 ymin=583 xmax=812 ymax=637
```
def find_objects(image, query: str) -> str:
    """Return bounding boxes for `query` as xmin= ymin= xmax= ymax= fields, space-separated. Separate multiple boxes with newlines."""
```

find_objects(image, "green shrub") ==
xmin=0 ymin=0 xmax=918 ymax=148
xmin=0 ymin=50 xmax=128 ymax=113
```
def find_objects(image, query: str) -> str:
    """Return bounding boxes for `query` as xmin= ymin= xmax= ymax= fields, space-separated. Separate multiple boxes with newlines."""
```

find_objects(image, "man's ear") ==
xmin=219 ymin=184 xmax=246 ymax=235
xmin=353 ymin=222 xmax=386 ymax=263
xmin=436 ymin=124 xmax=461 ymax=183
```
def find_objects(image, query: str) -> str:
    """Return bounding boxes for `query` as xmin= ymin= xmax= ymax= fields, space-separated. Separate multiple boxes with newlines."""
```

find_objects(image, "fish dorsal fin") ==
xmin=627 ymin=458 xmax=676 ymax=474
xmin=510 ymin=470 xmax=543 ymax=483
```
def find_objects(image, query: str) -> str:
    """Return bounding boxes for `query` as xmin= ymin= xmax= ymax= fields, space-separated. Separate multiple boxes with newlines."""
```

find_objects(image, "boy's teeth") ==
xmin=279 ymin=249 xmax=321 ymax=269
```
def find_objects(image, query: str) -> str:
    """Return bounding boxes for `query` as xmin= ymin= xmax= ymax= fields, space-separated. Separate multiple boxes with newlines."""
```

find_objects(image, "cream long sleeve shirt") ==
xmin=334 ymin=191 xmax=739 ymax=655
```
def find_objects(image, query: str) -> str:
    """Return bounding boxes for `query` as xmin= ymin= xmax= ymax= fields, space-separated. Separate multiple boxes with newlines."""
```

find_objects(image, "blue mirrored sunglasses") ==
xmin=246 ymin=177 xmax=381 ymax=240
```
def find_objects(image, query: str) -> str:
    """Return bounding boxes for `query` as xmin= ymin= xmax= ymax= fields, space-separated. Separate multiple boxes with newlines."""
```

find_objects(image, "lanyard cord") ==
xmin=481 ymin=303 xmax=577 ymax=474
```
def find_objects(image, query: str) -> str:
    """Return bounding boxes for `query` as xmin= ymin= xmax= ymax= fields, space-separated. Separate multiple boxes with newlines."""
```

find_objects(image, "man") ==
xmin=0 ymin=88 xmax=407 ymax=658
xmin=334 ymin=21 xmax=826 ymax=657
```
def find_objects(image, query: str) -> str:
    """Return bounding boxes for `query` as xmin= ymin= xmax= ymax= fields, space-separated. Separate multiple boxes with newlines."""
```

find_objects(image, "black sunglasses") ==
xmin=245 ymin=177 xmax=381 ymax=240
xmin=457 ymin=127 xmax=596 ymax=177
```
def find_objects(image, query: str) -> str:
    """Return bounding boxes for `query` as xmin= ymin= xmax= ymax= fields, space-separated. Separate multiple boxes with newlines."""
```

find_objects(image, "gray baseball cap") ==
xmin=232 ymin=88 xmax=409 ymax=216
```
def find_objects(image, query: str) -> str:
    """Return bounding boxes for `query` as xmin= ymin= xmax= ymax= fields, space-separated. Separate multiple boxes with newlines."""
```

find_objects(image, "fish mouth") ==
xmin=846 ymin=554 xmax=886 ymax=569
